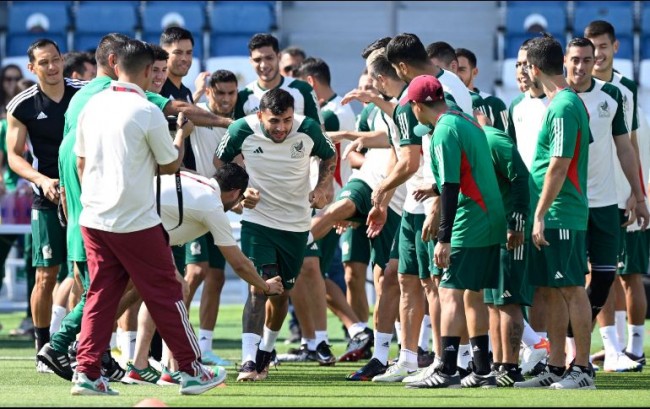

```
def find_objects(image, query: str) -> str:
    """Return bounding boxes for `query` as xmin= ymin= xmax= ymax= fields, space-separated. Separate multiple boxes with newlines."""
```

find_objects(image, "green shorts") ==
xmin=73 ymin=261 xmax=90 ymax=291
xmin=31 ymin=208 xmax=66 ymax=267
xmin=56 ymin=258 xmax=71 ymax=283
xmin=241 ymin=221 xmax=309 ymax=290
xmin=440 ymin=244 xmax=500 ymax=291
xmin=484 ymin=244 xmax=533 ymax=306
xmin=171 ymin=245 xmax=186 ymax=276
xmin=389 ymin=225 xmax=400 ymax=260
xmin=397 ymin=211 xmax=430 ymax=279
xmin=618 ymin=230 xmax=649 ymax=275
xmin=336 ymin=179 xmax=373 ymax=223
xmin=185 ymin=232 xmax=226 ymax=270
xmin=527 ymin=229 xmax=588 ymax=287
xmin=341 ymin=207 xmax=401 ymax=270
xmin=427 ymin=240 xmax=444 ymax=277
xmin=305 ymin=229 xmax=340 ymax=278
xmin=341 ymin=225 xmax=371 ymax=265
xmin=586 ymin=205 xmax=620 ymax=271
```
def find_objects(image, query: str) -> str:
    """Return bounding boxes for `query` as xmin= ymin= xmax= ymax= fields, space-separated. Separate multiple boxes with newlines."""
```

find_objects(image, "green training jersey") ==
xmin=476 ymin=89 xmax=508 ymax=132
xmin=59 ymin=76 xmax=170 ymax=261
xmin=529 ymin=88 xmax=590 ymax=231
xmin=430 ymin=111 xmax=506 ymax=247
xmin=483 ymin=125 xmax=529 ymax=232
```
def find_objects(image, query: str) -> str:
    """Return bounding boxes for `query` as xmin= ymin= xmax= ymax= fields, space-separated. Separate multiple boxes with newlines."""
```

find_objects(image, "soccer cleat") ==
xmin=339 ymin=328 xmax=373 ymax=362
xmin=315 ymin=341 xmax=336 ymax=366
xmin=157 ymin=366 xmax=181 ymax=386
xmin=346 ymin=358 xmax=388 ymax=381
xmin=624 ymin=350 xmax=646 ymax=366
xmin=255 ymin=349 xmax=277 ymax=381
xmin=495 ymin=366 xmax=524 ymax=387
xmin=603 ymin=352 xmax=643 ymax=372
xmin=461 ymin=371 xmax=497 ymax=388
xmin=513 ymin=366 xmax=562 ymax=388
xmin=520 ymin=338 xmax=550 ymax=376
xmin=277 ymin=344 xmax=318 ymax=362
xmin=100 ymin=350 xmax=126 ymax=382
xmin=36 ymin=360 xmax=54 ymax=374
xmin=549 ymin=365 xmax=595 ymax=390
xmin=236 ymin=360 xmax=259 ymax=382
xmin=417 ymin=347 xmax=435 ymax=368
xmin=37 ymin=343 xmax=74 ymax=381
xmin=121 ymin=362 xmax=161 ymax=385
xmin=201 ymin=350 xmax=232 ymax=366
xmin=179 ymin=364 xmax=226 ymax=395
xmin=71 ymin=373 xmax=119 ymax=396
xmin=402 ymin=357 xmax=441 ymax=383
xmin=372 ymin=362 xmax=417 ymax=382
xmin=405 ymin=368 xmax=461 ymax=389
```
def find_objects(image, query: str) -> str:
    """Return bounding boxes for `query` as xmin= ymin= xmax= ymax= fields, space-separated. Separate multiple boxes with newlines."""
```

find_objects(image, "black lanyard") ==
xmin=156 ymin=169 xmax=183 ymax=230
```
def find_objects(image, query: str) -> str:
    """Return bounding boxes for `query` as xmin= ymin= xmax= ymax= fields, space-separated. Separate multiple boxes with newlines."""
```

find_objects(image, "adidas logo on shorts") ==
xmin=501 ymin=290 xmax=511 ymax=298
xmin=554 ymin=271 xmax=564 ymax=280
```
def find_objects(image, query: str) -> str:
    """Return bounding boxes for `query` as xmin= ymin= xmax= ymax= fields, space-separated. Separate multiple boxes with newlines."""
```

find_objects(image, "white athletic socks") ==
xmin=315 ymin=330 xmax=328 ymax=347
xmin=458 ymin=343 xmax=472 ymax=369
xmin=627 ymin=324 xmax=645 ymax=357
xmin=397 ymin=348 xmax=418 ymax=369
xmin=418 ymin=315 xmax=432 ymax=352
xmin=600 ymin=326 xmax=622 ymax=356
xmin=373 ymin=331 xmax=393 ymax=365
xmin=49 ymin=305 xmax=67 ymax=335
xmin=521 ymin=320 xmax=543 ymax=347
xmin=242 ymin=333 xmax=261 ymax=363
xmin=198 ymin=329 xmax=213 ymax=354
xmin=615 ymin=311 xmax=627 ymax=347
xmin=348 ymin=322 xmax=367 ymax=339
xmin=259 ymin=326 xmax=279 ymax=352
xmin=395 ymin=322 xmax=402 ymax=346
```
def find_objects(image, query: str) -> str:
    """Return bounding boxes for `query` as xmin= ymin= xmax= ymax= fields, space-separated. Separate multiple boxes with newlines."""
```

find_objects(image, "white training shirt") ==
xmin=321 ymin=94 xmax=357 ymax=188
xmin=438 ymin=69 xmax=473 ymax=115
xmin=189 ymin=102 xmax=229 ymax=178
xmin=510 ymin=92 xmax=548 ymax=170
xmin=76 ymin=81 xmax=177 ymax=233
xmin=157 ymin=171 xmax=237 ymax=247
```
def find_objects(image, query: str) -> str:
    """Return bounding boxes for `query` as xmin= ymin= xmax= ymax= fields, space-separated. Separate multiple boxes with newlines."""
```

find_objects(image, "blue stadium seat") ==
xmin=504 ymin=2 xmax=567 ymax=58
xmin=141 ymin=2 xmax=206 ymax=58
xmin=6 ymin=1 xmax=70 ymax=56
xmin=573 ymin=2 xmax=634 ymax=42
xmin=73 ymin=3 xmax=138 ymax=52
xmin=208 ymin=2 xmax=275 ymax=57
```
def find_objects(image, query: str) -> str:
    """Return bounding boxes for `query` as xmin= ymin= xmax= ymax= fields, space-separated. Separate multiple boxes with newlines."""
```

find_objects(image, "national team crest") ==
xmin=598 ymin=100 xmax=610 ymax=118
xmin=291 ymin=140 xmax=305 ymax=158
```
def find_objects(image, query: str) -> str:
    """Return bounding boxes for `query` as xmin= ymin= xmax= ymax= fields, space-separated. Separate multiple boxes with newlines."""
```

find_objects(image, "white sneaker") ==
xmin=549 ymin=366 xmax=595 ymax=389
xmin=513 ymin=366 xmax=562 ymax=388
xmin=402 ymin=357 xmax=440 ymax=383
xmin=372 ymin=362 xmax=417 ymax=382
xmin=70 ymin=373 xmax=119 ymax=396
xmin=520 ymin=339 xmax=549 ymax=375
xmin=604 ymin=352 xmax=643 ymax=372
xmin=179 ymin=364 xmax=226 ymax=395
xmin=36 ymin=361 xmax=54 ymax=374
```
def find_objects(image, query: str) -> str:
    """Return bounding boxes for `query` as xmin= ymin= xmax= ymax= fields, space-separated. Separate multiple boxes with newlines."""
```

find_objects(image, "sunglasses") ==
xmin=3 ymin=76 xmax=21 ymax=82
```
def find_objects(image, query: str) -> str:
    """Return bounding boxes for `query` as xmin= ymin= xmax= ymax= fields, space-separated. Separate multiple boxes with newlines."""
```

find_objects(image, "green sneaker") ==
xmin=179 ymin=364 xmax=227 ymax=395
xmin=70 ymin=372 xmax=119 ymax=396
xmin=121 ymin=362 xmax=161 ymax=385
xmin=157 ymin=365 xmax=182 ymax=386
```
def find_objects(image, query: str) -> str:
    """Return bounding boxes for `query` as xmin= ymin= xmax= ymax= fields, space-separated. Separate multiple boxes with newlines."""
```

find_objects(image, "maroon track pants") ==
xmin=76 ymin=224 xmax=202 ymax=379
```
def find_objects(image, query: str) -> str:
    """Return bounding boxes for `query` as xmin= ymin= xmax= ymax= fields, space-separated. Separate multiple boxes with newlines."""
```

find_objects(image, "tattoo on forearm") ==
xmin=242 ymin=290 xmax=268 ymax=334
xmin=317 ymin=157 xmax=337 ymax=185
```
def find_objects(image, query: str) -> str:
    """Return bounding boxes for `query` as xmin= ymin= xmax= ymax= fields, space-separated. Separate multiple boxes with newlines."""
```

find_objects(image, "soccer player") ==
xmin=585 ymin=20 xmax=649 ymax=369
xmin=279 ymin=46 xmax=306 ymax=78
xmin=215 ymin=88 xmax=336 ymax=381
xmin=564 ymin=36 xmax=646 ymax=372
xmin=6 ymin=39 xmax=84 ymax=370
xmin=402 ymin=75 xmax=505 ymax=389
xmin=512 ymin=34 xmax=593 ymax=390
xmin=63 ymin=52 xmax=96 ymax=81
xmin=455 ymin=47 xmax=509 ymax=131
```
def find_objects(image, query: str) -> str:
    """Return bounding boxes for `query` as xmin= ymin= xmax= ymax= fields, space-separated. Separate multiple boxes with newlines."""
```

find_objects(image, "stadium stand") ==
xmin=573 ymin=1 xmax=635 ymax=61
xmin=5 ymin=1 xmax=71 ymax=57
xmin=73 ymin=2 xmax=138 ymax=52
xmin=141 ymin=2 xmax=207 ymax=59
xmin=503 ymin=1 xmax=568 ymax=59
xmin=208 ymin=1 xmax=276 ymax=57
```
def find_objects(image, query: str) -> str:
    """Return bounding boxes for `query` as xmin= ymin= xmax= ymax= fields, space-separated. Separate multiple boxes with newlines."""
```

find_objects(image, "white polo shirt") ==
xmin=76 ymin=80 xmax=177 ymax=233
xmin=189 ymin=102 xmax=229 ymax=178
xmin=157 ymin=171 xmax=237 ymax=247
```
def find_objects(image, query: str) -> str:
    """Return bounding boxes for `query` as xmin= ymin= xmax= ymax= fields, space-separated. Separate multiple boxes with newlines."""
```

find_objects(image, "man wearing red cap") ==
xmin=404 ymin=74 xmax=506 ymax=389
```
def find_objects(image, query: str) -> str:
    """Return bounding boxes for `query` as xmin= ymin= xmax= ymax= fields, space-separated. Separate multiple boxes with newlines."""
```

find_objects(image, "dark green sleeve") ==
xmin=394 ymin=103 xmax=422 ymax=146
xmin=322 ymin=109 xmax=340 ymax=132
xmin=487 ymin=96 xmax=508 ymax=132
xmin=145 ymin=91 xmax=170 ymax=111
xmin=357 ymin=103 xmax=374 ymax=132
xmin=290 ymin=80 xmax=322 ymax=125
xmin=234 ymin=89 xmax=251 ymax=120
xmin=300 ymin=118 xmax=336 ymax=160
xmin=214 ymin=118 xmax=253 ymax=163
xmin=506 ymin=142 xmax=530 ymax=230
xmin=601 ymin=84 xmax=629 ymax=137
xmin=507 ymin=94 xmax=525 ymax=145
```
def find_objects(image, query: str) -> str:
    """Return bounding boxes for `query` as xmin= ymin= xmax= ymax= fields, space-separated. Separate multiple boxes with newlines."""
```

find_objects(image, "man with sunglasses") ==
xmin=279 ymin=46 xmax=306 ymax=79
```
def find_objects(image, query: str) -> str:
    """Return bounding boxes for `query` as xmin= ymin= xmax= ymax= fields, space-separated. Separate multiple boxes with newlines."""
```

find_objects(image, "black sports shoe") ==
xmin=316 ymin=341 xmax=336 ymax=366
xmin=417 ymin=347 xmax=435 ymax=368
xmin=37 ymin=342 xmax=74 ymax=381
xmin=255 ymin=349 xmax=275 ymax=373
xmin=624 ymin=350 xmax=647 ymax=366
xmin=461 ymin=371 xmax=497 ymax=388
xmin=496 ymin=365 xmax=524 ymax=387
xmin=346 ymin=358 xmax=388 ymax=381
xmin=277 ymin=344 xmax=318 ymax=362
xmin=406 ymin=368 xmax=461 ymax=389
xmin=68 ymin=341 xmax=78 ymax=371
xmin=339 ymin=328 xmax=373 ymax=362
xmin=528 ymin=360 xmax=547 ymax=377
xmin=100 ymin=349 xmax=126 ymax=382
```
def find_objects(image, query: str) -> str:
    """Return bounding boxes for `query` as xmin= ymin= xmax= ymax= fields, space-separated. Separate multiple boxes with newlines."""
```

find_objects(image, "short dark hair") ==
xmin=584 ymin=20 xmax=616 ymax=43
xmin=368 ymin=51 xmax=401 ymax=81
xmin=208 ymin=69 xmax=238 ymax=87
xmin=96 ymin=33 xmax=130 ymax=69
xmin=385 ymin=33 xmax=429 ymax=68
xmin=455 ymin=47 xmax=477 ymax=69
xmin=248 ymin=33 xmax=279 ymax=54
xmin=296 ymin=57 xmax=331 ymax=86
xmin=527 ymin=34 xmax=564 ymax=76
xmin=214 ymin=163 xmax=249 ymax=194
xmin=259 ymin=88 xmax=294 ymax=115
xmin=361 ymin=37 xmax=391 ymax=59
xmin=281 ymin=46 xmax=306 ymax=59
xmin=426 ymin=41 xmax=457 ymax=65
xmin=160 ymin=26 xmax=194 ymax=47
xmin=566 ymin=37 xmax=595 ymax=55
xmin=150 ymin=44 xmax=169 ymax=62
xmin=519 ymin=37 xmax=534 ymax=52
xmin=63 ymin=52 xmax=93 ymax=77
xmin=27 ymin=38 xmax=61 ymax=62
xmin=116 ymin=40 xmax=154 ymax=75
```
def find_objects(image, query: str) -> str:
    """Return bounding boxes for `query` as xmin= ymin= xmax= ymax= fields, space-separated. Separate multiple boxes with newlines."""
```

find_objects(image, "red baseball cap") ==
xmin=399 ymin=75 xmax=445 ymax=106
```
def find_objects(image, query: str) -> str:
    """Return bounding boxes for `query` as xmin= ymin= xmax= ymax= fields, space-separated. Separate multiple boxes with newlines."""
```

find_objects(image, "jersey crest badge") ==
xmin=598 ymin=100 xmax=610 ymax=118
xmin=291 ymin=140 xmax=305 ymax=158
